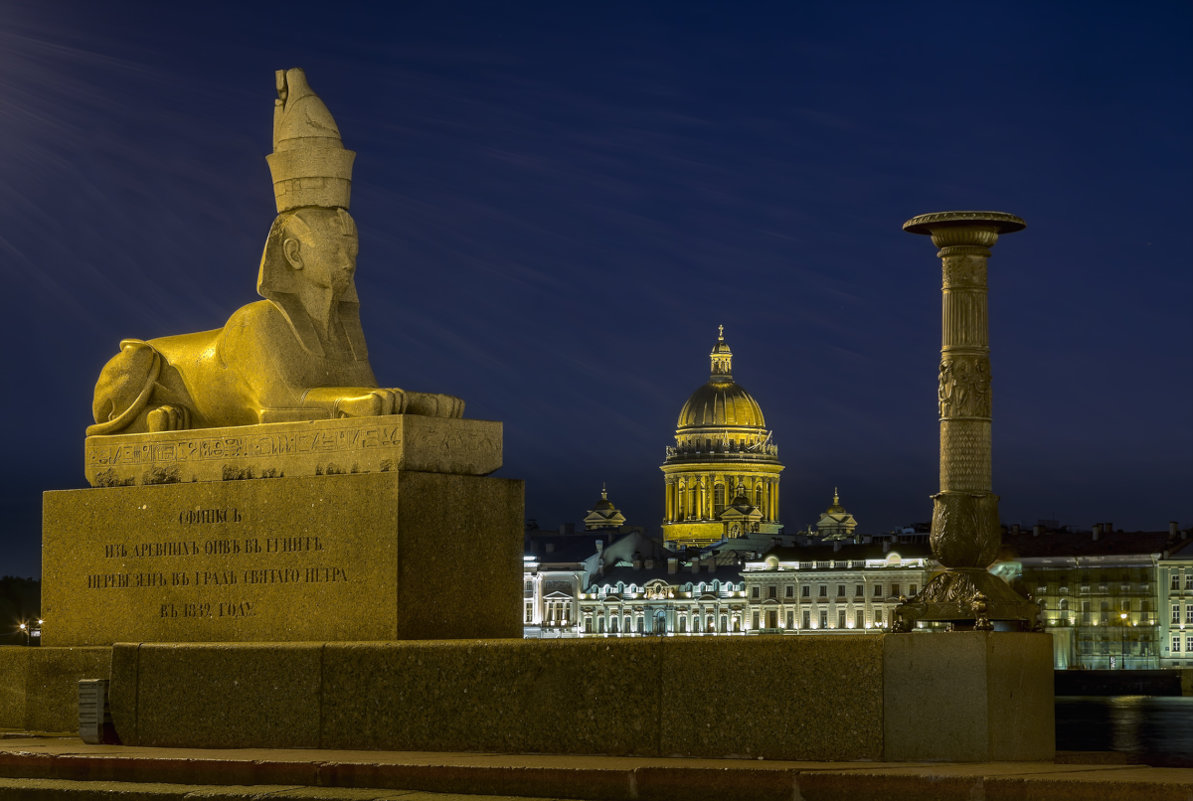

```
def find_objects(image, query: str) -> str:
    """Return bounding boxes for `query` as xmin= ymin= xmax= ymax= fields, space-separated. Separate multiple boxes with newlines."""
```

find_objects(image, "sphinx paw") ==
xmin=440 ymin=394 xmax=465 ymax=418
xmin=147 ymin=405 xmax=190 ymax=432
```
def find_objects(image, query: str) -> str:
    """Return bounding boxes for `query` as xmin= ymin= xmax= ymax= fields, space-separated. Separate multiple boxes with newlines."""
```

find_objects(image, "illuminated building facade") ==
xmin=1157 ymin=532 xmax=1193 ymax=668
xmin=661 ymin=328 xmax=783 ymax=548
xmin=579 ymin=555 xmax=747 ymax=635
xmin=741 ymin=543 xmax=932 ymax=632
xmin=1000 ymin=525 xmax=1171 ymax=669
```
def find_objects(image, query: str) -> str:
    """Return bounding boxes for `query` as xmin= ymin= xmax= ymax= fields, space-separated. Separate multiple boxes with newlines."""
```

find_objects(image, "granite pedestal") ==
xmin=42 ymin=416 xmax=522 ymax=646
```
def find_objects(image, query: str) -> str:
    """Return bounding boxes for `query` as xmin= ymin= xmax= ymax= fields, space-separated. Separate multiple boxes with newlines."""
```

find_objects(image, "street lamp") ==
xmin=1119 ymin=612 xmax=1128 ymax=670
xmin=18 ymin=622 xmax=28 ymax=646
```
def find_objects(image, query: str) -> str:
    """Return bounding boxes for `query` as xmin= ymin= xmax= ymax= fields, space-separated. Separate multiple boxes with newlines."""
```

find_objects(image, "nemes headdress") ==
xmin=266 ymin=68 xmax=355 ymax=212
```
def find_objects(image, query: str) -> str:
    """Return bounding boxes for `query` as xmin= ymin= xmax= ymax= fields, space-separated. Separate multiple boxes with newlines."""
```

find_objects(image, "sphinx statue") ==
xmin=87 ymin=68 xmax=462 ymax=436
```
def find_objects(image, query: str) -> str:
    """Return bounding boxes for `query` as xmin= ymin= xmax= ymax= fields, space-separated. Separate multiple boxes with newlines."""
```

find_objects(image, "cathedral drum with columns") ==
xmin=661 ymin=328 xmax=784 ymax=548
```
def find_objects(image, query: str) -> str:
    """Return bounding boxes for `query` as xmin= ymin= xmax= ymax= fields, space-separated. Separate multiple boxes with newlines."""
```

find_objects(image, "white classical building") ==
xmin=740 ymin=542 xmax=933 ymax=633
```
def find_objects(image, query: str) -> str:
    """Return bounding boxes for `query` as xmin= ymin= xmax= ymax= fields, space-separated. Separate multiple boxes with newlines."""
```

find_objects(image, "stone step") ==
xmin=0 ymin=738 xmax=1190 ymax=801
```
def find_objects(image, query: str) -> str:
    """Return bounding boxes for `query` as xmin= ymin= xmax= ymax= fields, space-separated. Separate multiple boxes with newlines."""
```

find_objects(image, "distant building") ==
xmin=742 ymin=541 xmax=933 ymax=632
xmin=1159 ymin=528 xmax=1193 ymax=668
xmin=660 ymin=328 xmax=783 ymax=548
xmin=998 ymin=524 xmax=1174 ymax=669
xmin=580 ymin=550 xmax=747 ymax=635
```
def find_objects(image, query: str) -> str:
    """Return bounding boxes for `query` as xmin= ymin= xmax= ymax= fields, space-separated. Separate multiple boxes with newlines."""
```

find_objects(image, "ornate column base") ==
xmin=891 ymin=568 xmax=1042 ymax=632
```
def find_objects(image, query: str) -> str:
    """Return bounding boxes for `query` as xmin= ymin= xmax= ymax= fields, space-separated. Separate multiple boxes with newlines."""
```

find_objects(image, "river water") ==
xmin=1056 ymin=696 xmax=1193 ymax=767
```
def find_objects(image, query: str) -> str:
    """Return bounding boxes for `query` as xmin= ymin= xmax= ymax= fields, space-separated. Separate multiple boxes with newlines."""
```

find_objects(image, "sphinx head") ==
xmin=257 ymin=207 xmax=359 ymax=304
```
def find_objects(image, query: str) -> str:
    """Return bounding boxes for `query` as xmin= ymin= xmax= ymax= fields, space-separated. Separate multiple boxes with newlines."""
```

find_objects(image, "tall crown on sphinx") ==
xmin=266 ymin=68 xmax=356 ymax=213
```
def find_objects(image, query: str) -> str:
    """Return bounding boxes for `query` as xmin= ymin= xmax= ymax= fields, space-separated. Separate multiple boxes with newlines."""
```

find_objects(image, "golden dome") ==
xmin=677 ymin=381 xmax=766 ymax=429
xmin=676 ymin=326 xmax=766 ymax=430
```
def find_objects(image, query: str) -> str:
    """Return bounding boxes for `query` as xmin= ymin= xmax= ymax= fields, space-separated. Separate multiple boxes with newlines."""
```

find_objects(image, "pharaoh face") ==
xmin=283 ymin=208 xmax=359 ymax=296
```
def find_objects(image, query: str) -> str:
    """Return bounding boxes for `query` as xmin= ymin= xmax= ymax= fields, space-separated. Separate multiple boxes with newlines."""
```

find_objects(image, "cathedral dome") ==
xmin=677 ymin=381 xmax=766 ymax=429
xmin=675 ymin=326 xmax=766 ymax=430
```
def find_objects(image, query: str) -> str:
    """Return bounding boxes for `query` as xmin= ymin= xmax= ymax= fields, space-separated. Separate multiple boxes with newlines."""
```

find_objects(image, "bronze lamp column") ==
xmin=894 ymin=211 xmax=1040 ymax=631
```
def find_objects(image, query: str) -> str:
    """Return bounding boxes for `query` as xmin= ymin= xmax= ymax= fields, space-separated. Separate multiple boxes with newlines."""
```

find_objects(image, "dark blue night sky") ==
xmin=1 ymin=2 xmax=1190 ymax=578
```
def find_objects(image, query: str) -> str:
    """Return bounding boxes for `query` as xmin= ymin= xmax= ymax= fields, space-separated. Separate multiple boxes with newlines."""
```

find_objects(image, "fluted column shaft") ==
xmin=904 ymin=212 xmax=1024 ymax=570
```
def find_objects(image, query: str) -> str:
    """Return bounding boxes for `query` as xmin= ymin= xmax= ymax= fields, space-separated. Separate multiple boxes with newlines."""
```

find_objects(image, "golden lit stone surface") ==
xmin=0 ymin=646 xmax=111 ymax=731
xmin=84 ymin=415 xmax=502 ymax=487
xmin=42 ymin=471 xmax=522 ymax=646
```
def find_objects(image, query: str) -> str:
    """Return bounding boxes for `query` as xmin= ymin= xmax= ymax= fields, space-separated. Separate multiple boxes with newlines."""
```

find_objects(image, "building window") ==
xmin=524 ymin=580 xmax=534 ymax=596
xmin=1186 ymin=571 xmax=1193 ymax=591
xmin=1173 ymin=635 xmax=1182 ymax=653
xmin=714 ymin=483 xmax=726 ymax=516
xmin=1172 ymin=604 xmax=1181 ymax=624
xmin=1186 ymin=604 xmax=1193 ymax=624
xmin=584 ymin=618 xmax=593 ymax=633
xmin=819 ymin=610 xmax=828 ymax=629
xmin=679 ymin=616 xmax=686 ymax=633
xmin=751 ymin=586 xmax=760 ymax=599
xmin=819 ymin=585 xmax=827 ymax=598
xmin=768 ymin=586 xmax=777 ymax=599
xmin=855 ymin=584 xmax=864 ymax=597
xmin=874 ymin=608 xmax=883 ymax=625
xmin=785 ymin=585 xmax=794 ymax=598
xmin=1187 ymin=635 xmax=1193 ymax=653
xmin=1173 ymin=572 xmax=1181 ymax=591
xmin=786 ymin=610 xmax=794 ymax=628
xmin=837 ymin=609 xmax=846 ymax=629
xmin=524 ymin=603 xmax=533 ymax=623
xmin=909 ymin=584 xmax=918 ymax=596
xmin=803 ymin=610 xmax=811 ymax=629
xmin=1082 ymin=601 xmax=1091 ymax=624
xmin=874 ymin=584 xmax=884 ymax=598
xmin=836 ymin=584 xmax=846 ymax=598
xmin=720 ymin=615 xmax=728 ymax=633
xmin=802 ymin=585 xmax=810 ymax=598
xmin=752 ymin=611 xmax=759 ymax=629
xmin=891 ymin=584 xmax=901 ymax=598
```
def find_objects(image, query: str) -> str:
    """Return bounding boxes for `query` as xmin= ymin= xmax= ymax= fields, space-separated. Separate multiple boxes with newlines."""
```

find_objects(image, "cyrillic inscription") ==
xmin=86 ymin=506 xmax=348 ymax=624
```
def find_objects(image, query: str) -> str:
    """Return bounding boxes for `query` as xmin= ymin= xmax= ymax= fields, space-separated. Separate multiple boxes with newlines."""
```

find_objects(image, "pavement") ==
xmin=0 ymin=732 xmax=1190 ymax=800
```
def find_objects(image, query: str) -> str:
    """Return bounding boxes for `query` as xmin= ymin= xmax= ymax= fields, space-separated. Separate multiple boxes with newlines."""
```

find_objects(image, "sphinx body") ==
xmin=88 ymin=207 xmax=462 ymax=436
xmin=87 ymin=68 xmax=464 ymax=437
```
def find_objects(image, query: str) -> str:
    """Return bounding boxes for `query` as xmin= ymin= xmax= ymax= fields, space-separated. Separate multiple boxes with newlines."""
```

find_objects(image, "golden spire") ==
xmin=710 ymin=325 xmax=733 ymax=380
xmin=601 ymin=482 xmax=608 ymax=501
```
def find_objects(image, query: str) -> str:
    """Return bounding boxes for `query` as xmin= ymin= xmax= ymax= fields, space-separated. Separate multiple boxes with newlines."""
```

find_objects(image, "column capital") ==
xmin=904 ymin=211 xmax=1024 ymax=251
